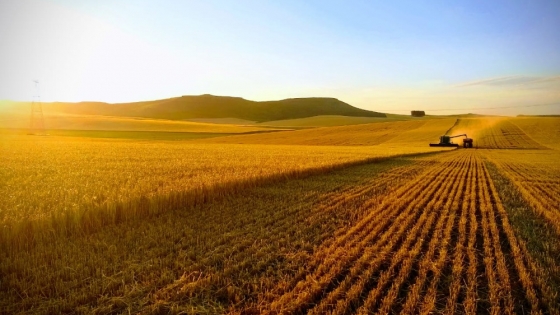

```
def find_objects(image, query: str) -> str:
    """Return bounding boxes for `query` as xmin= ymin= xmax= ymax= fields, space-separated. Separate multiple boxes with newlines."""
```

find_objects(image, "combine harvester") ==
xmin=430 ymin=134 xmax=474 ymax=148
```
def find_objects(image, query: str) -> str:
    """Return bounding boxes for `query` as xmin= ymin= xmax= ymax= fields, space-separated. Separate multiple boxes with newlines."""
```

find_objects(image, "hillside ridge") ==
xmin=17 ymin=94 xmax=386 ymax=122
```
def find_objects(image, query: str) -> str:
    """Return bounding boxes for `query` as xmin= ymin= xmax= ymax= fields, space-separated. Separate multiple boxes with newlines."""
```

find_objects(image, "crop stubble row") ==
xmin=1 ymin=154 xmax=438 ymax=313
xmin=483 ymin=151 xmax=560 ymax=237
xmin=481 ymin=120 xmax=545 ymax=149
xmin=251 ymin=150 xmax=556 ymax=315
xmin=260 ymin=152 xmax=468 ymax=314
xmin=449 ymin=118 xmax=546 ymax=150
xmin=2 ymin=145 xmax=557 ymax=314
xmin=151 ymin=158 xmax=438 ymax=307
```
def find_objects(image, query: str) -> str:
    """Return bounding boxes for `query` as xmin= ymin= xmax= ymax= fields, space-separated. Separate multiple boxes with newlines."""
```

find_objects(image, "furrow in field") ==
xmin=307 ymin=160 xmax=465 ymax=315
xmin=222 ymin=161 xmax=426 ymax=243
xmin=155 ymin=159 xmax=434 ymax=303
xmin=454 ymin=118 xmax=547 ymax=149
xmin=479 ymin=159 xmax=525 ymax=314
xmin=355 ymin=209 xmax=440 ymax=315
xmin=354 ymin=155 xmax=469 ymax=314
xmin=464 ymin=156 xmax=479 ymax=315
xmin=320 ymin=156 xmax=468 ymax=315
xmin=497 ymin=121 xmax=548 ymax=149
xmin=523 ymin=183 xmax=560 ymax=207
xmin=499 ymin=164 xmax=560 ymax=204
xmin=537 ymin=183 xmax=560 ymax=203
xmin=296 ymin=159 xmax=437 ymax=246
xmin=327 ymin=159 xmax=466 ymax=315
xmin=263 ymin=155 xmax=465 ymax=314
xmin=437 ymin=152 xmax=535 ymax=315
xmin=156 ymin=184 xmax=365 ymax=298
xmin=150 ymin=148 xmax=556 ymax=314
xmin=510 ymin=117 xmax=560 ymax=150
xmin=478 ymin=161 xmax=500 ymax=314
xmin=490 ymin=162 xmax=560 ymax=236
xmin=477 ymin=158 xmax=509 ymax=315
xmin=383 ymin=156 xmax=469 ymax=315
xmin=442 ymin=152 xmax=474 ymax=314
xmin=521 ymin=182 xmax=560 ymax=208
xmin=482 ymin=163 xmax=559 ymax=314
xmin=407 ymin=154 xmax=473 ymax=314
xmin=265 ymin=162 xmax=443 ymax=296
xmin=313 ymin=159 xmax=449 ymax=252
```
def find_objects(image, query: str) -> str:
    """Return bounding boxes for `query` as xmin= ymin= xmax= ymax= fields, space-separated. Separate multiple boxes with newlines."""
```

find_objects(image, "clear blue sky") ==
xmin=1 ymin=0 xmax=559 ymax=115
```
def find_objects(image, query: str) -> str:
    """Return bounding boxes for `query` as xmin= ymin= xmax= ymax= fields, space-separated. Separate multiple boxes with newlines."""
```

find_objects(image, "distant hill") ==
xmin=34 ymin=95 xmax=385 ymax=122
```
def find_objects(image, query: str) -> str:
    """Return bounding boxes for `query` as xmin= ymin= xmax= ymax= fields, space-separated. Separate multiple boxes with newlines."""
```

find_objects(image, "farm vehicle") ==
xmin=430 ymin=134 xmax=474 ymax=148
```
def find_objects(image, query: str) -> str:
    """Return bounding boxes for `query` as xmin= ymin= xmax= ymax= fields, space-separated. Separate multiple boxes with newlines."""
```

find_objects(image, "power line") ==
xmin=29 ymin=80 xmax=46 ymax=135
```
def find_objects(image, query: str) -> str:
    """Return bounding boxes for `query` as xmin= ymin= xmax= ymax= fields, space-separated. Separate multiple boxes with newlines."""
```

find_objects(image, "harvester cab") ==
xmin=430 ymin=134 xmax=474 ymax=148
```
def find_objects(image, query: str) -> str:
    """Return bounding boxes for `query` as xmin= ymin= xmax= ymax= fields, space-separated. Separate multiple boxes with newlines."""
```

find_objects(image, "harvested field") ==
xmin=511 ymin=117 xmax=560 ymax=150
xmin=483 ymin=150 xmax=560 ymax=235
xmin=448 ymin=118 xmax=547 ymax=149
xmin=253 ymin=150 xmax=557 ymax=315
xmin=1 ymin=117 xmax=559 ymax=314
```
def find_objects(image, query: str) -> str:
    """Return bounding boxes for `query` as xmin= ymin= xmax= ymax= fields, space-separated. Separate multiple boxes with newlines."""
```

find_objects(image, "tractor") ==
xmin=430 ymin=134 xmax=473 ymax=148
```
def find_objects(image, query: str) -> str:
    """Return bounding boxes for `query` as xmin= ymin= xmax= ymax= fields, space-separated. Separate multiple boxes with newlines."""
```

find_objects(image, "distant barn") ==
xmin=411 ymin=110 xmax=425 ymax=117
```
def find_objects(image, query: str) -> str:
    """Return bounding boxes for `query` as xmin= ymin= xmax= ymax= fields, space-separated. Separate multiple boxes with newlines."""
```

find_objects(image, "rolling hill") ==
xmin=3 ymin=95 xmax=386 ymax=123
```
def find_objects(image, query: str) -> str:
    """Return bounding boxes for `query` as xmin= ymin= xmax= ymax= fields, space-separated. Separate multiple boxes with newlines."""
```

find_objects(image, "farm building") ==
xmin=411 ymin=110 xmax=425 ymax=117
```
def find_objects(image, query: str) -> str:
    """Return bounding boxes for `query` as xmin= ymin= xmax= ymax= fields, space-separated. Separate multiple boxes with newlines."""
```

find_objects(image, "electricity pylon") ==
xmin=29 ymin=80 xmax=46 ymax=135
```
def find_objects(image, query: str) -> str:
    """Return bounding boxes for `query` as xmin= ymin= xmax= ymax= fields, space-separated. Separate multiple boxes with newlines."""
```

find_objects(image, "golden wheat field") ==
xmin=198 ymin=118 xmax=457 ymax=146
xmin=1 ymin=116 xmax=560 ymax=314
xmin=0 ymin=132 xmax=450 ymax=250
xmin=0 ymin=110 xmax=280 ymax=133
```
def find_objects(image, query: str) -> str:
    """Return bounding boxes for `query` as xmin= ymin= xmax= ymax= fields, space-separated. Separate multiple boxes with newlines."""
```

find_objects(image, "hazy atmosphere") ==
xmin=1 ymin=0 xmax=559 ymax=115
xmin=3 ymin=2 xmax=560 ymax=314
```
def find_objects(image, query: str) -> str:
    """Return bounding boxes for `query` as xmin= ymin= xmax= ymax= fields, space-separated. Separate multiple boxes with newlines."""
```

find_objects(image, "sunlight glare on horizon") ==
xmin=1 ymin=0 xmax=559 ymax=115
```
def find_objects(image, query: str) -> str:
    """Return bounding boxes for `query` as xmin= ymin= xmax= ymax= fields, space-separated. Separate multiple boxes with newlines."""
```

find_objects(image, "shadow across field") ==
xmin=485 ymin=161 xmax=560 ymax=297
xmin=0 ymin=151 xmax=449 ymax=314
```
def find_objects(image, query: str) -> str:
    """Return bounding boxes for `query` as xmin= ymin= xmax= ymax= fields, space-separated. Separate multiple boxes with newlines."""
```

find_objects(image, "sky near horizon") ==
xmin=1 ymin=0 xmax=559 ymax=115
